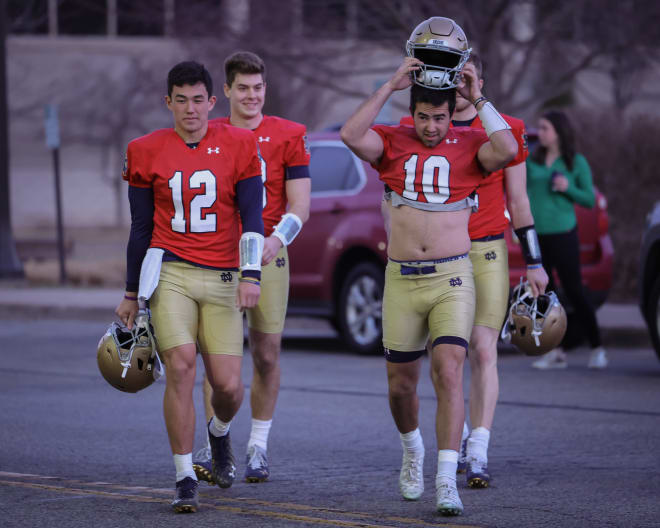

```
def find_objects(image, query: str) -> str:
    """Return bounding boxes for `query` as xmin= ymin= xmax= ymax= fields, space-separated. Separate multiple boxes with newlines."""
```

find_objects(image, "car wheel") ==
xmin=336 ymin=262 xmax=384 ymax=354
xmin=648 ymin=275 xmax=660 ymax=361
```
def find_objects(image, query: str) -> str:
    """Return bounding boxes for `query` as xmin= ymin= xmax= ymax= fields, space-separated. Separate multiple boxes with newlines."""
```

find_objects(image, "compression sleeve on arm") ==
xmin=236 ymin=175 xmax=265 ymax=280
xmin=126 ymin=185 xmax=154 ymax=292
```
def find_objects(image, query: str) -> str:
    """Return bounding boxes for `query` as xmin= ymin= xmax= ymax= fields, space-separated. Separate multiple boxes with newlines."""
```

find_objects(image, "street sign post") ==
xmin=45 ymin=103 xmax=67 ymax=284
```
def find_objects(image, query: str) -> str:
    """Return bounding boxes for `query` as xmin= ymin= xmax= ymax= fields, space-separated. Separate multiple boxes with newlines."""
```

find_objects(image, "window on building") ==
xmin=58 ymin=0 xmax=107 ymax=35
xmin=8 ymin=1 xmax=49 ymax=34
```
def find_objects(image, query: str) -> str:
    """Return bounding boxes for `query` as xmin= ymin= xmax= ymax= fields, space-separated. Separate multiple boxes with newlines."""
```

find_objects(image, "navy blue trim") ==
xmin=237 ymin=175 xmax=265 ymax=236
xmin=431 ymin=336 xmax=468 ymax=351
xmin=384 ymin=348 xmax=425 ymax=363
xmin=400 ymin=265 xmax=437 ymax=275
xmin=471 ymin=233 xmax=504 ymax=242
xmin=390 ymin=253 xmax=468 ymax=266
xmin=126 ymin=185 xmax=154 ymax=292
xmin=285 ymin=165 xmax=310 ymax=180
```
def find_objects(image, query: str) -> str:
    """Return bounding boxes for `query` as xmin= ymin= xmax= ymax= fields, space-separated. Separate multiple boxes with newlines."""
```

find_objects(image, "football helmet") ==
xmin=406 ymin=17 xmax=471 ymax=90
xmin=97 ymin=310 xmax=162 ymax=393
xmin=501 ymin=280 xmax=567 ymax=356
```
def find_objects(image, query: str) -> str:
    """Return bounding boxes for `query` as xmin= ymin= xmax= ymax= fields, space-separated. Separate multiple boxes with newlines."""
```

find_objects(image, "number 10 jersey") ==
xmin=371 ymin=124 xmax=489 ymax=207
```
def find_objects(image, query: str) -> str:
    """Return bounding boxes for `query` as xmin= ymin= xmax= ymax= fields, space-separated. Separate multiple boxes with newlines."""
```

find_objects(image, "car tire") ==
xmin=336 ymin=262 xmax=384 ymax=355
xmin=647 ymin=275 xmax=660 ymax=361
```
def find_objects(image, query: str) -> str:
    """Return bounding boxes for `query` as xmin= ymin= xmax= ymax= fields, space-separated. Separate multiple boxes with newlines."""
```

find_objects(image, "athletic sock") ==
xmin=247 ymin=418 xmax=272 ymax=452
xmin=209 ymin=416 xmax=231 ymax=438
xmin=400 ymin=428 xmax=424 ymax=455
xmin=436 ymin=449 xmax=458 ymax=482
xmin=466 ymin=426 xmax=490 ymax=462
xmin=174 ymin=453 xmax=197 ymax=482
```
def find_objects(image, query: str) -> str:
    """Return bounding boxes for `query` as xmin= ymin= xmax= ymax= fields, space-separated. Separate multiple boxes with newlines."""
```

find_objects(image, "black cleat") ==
xmin=208 ymin=420 xmax=236 ymax=488
xmin=171 ymin=477 xmax=199 ymax=513
xmin=192 ymin=446 xmax=215 ymax=485
xmin=466 ymin=458 xmax=491 ymax=488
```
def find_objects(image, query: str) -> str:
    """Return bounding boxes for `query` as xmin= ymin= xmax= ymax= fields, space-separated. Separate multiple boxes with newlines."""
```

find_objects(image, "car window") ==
xmin=309 ymin=143 xmax=363 ymax=194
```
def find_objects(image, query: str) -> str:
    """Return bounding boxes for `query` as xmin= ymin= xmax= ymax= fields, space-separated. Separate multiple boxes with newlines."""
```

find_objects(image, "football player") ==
xmin=340 ymin=17 xmax=518 ymax=516
xmin=115 ymin=61 xmax=264 ymax=513
xmin=451 ymin=53 xmax=548 ymax=489
xmin=193 ymin=51 xmax=311 ymax=484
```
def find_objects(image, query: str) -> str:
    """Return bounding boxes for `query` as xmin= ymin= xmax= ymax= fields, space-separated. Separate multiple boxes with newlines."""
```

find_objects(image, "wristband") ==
xmin=272 ymin=212 xmax=303 ymax=247
xmin=477 ymin=101 xmax=511 ymax=137
xmin=472 ymin=96 xmax=487 ymax=108
xmin=526 ymin=264 xmax=543 ymax=270
xmin=515 ymin=225 xmax=542 ymax=265
xmin=124 ymin=294 xmax=138 ymax=301
xmin=239 ymin=232 xmax=264 ymax=272
xmin=239 ymin=277 xmax=261 ymax=286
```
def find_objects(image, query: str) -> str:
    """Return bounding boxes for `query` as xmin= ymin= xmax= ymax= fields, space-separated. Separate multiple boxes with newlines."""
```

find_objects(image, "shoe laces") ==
xmin=436 ymin=479 xmax=459 ymax=501
xmin=247 ymin=446 xmax=267 ymax=470
xmin=402 ymin=451 xmax=423 ymax=483
xmin=194 ymin=446 xmax=211 ymax=463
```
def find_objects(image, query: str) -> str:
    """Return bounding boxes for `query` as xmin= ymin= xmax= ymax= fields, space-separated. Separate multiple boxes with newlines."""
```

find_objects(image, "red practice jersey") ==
xmin=372 ymin=124 xmax=489 ymax=205
xmin=123 ymin=124 xmax=261 ymax=268
xmin=461 ymin=114 xmax=528 ymax=239
xmin=211 ymin=115 xmax=310 ymax=236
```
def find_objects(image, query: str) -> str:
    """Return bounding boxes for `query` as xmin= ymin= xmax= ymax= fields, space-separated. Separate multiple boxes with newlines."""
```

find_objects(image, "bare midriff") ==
xmin=387 ymin=205 xmax=471 ymax=261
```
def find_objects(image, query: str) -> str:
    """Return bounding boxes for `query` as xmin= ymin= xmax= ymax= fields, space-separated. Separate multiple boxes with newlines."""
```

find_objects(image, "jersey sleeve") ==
xmin=123 ymin=141 xmax=153 ymax=188
xmin=238 ymin=137 xmax=262 ymax=182
xmin=283 ymin=125 xmax=311 ymax=168
xmin=506 ymin=118 xmax=529 ymax=168
xmin=370 ymin=125 xmax=393 ymax=170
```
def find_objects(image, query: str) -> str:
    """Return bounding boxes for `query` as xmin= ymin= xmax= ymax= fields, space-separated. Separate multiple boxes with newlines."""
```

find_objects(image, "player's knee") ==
xmin=210 ymin=375 xmax=243 ymax=400
xmin=468 ymin=340 xmax=497 ymax=369
xmin=387 ymin=371 xmax=417 ymax=399
xmin=430 ymin=357 xmax=462 ymax=390
xmin=252 ymin=344 xmax=280 ymax=375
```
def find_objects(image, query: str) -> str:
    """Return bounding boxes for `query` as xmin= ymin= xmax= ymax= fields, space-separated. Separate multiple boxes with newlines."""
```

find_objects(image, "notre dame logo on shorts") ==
xmin=220 ymin=272 xmax=233 ymax=283
xmin=276 ymin=257 xmax=286 ymax=268
xmin=449 ymin=277 xmax=463 ymax=287
xmin=485 ymin=251 xmax=497 ymax=261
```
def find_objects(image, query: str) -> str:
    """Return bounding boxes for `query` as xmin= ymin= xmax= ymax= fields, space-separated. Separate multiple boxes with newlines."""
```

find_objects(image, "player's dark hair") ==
xmin=167 ymin=61 xmax=213 ymax=98
xmin=467 ymin=51 xmax=484 ymax=80
xmin=224 ymin=51 xmax=266 ymax=87
xmin=531 ymin=110 xmax=576 ymax=171
xmin=409 ymin=84 xmax=456 ymax=116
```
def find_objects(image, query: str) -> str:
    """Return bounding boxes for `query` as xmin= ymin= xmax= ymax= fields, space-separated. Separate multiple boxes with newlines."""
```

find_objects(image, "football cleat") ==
xmin=436 ymin=478 xmax=463 ymax=516
xmin=466 ymin=458 xmax=491 ymax=488
xmin=192 ymin=445 xmax=214 ymax=485
xmin=399 ymin=449 xmax=424 ymax=500
xmin=208 ymin=423 xmax=236 ymax=489
xmin=244 ymin=444 xmax=270 ymax=483
xmin=171 ymin=476 xmax=199 ymax=513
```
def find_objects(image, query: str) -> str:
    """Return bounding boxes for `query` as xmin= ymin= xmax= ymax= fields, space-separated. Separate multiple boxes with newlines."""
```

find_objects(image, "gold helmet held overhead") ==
xmin=501 ymin=280 xmax=567 ymax=356
xmin=406 ymin=17 xmax=471 ymax=90
xmin=97 ymin=311 xmax=162 ymax=393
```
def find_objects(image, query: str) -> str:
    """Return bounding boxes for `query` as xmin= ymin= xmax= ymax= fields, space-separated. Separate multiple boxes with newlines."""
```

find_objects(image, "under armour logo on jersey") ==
xmin=446 ymin=138 xmax=458 ymax=144
xmin=276 ymin=257 xmax=286 ymax=268
xmin=258 ymin=136 xmax=270 ymax=142
xmin=208 ymin=147 xmax=220 ymax=154
xmin=485 ymin=251 xmax=497 ymax=261
xmin=220 ymin=272 xmax=233 ymax=282
xmin=449 ymin=277 xmax=463 ymax=287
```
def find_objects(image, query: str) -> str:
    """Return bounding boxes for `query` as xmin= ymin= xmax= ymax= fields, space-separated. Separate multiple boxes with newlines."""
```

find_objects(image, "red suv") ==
xmin=287 ymin=130 xmax=613 ymax=354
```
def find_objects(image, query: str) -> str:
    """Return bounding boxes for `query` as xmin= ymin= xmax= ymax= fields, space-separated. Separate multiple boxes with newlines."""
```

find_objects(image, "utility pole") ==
xmin=0 ymin=0 xmax=24 ymax=279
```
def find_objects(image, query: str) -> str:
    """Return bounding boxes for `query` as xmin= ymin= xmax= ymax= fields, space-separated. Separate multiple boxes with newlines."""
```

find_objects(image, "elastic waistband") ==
xmin=471 ymin=233 xmax=504 ymax=242
xmin=390 ymin=253 xmax=469 ymax=276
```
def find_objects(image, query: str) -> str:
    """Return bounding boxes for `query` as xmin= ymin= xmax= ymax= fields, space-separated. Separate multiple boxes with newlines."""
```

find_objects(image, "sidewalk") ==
xmin=0 ymin=282 xmax=651 ymax=348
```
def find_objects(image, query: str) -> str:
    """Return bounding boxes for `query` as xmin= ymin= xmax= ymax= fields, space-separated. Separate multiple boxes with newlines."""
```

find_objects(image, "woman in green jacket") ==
xmin=526 ymin=110 xmax=607 ymax=369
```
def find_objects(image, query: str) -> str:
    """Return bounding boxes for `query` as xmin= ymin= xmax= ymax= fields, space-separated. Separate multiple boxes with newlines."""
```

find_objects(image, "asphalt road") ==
xmin=1 ymin=315 xmax=659 ymax=528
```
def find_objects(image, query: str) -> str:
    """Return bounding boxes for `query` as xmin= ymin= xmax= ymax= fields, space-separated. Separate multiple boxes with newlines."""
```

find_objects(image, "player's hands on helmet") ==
xmin=262 ymin=236 xmax=283 ymax=266
xmin=388 ymin=57 xmax=422 ymax=91
xmin=116 ymin=294 xmax=139 ymax=329
xmin=551 ymin=173 xmax=569 ymax=192
xmin=526 ymin=266 xmax=549 ymax=297
xmin=457 ymin=63 xmax=482 ymax=104
xmin=237 ymin=281 xmax=260 ymax=311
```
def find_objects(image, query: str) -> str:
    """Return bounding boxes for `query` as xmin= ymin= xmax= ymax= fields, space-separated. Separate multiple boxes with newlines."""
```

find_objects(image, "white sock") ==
xmin=436 ymin=449 xmax=458 ymax=482
xmin=209 ymin=416 xmax=231 ymax=438
xmin=461 ymin=422 xmax=469 ymax=443
xmin=400 ymin=428 xmax=424 ymax=454
xmin=173 ymin=453 xmax=197 ymax=482
xmin=248 ymin=418 xmax=272 ymax=451
xmin=466 ymin=426 xmax=490 ymax=462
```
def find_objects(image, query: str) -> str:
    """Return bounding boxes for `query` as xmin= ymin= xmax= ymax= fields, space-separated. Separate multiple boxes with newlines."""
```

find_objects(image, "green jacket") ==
xmin=526 ymin=153 xmax=595 ymax=235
